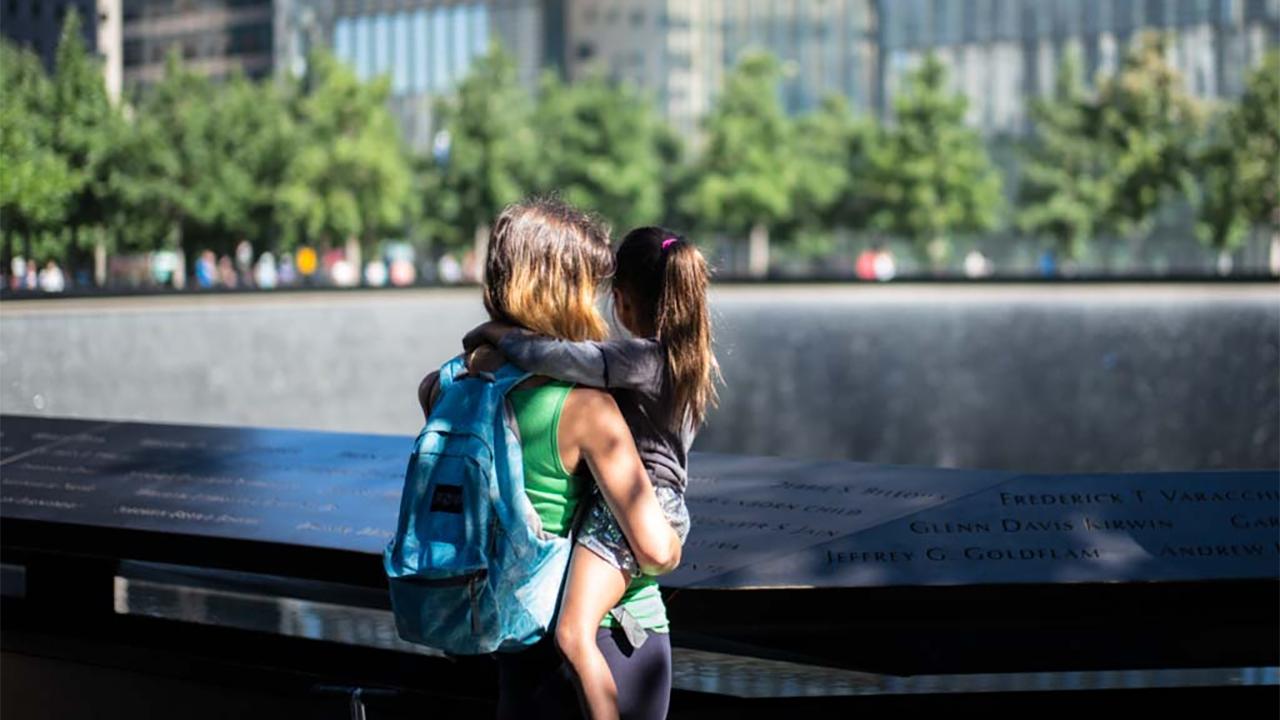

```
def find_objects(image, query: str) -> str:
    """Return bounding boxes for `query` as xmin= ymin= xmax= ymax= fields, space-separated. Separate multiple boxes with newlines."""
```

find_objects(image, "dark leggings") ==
xmin=496 ymin=627 xmax=672 ymax=720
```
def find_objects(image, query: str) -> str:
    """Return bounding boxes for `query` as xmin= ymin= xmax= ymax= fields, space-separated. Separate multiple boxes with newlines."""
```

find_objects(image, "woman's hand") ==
xmin=462 ymin=321 xmax=519 ymax=354
xmin=560 ymin=388 xmax=682 ymax=575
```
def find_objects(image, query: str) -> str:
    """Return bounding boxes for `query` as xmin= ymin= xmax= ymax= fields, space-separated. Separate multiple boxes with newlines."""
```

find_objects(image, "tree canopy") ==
xmin=1018 ymin=50 xmax=1111 ymax=260
xmin=3 ymin=16 xmax=1275 ymax=284
xmin=684 ymin=52 xmax=795 ymax=276
xmin=1093 ymin=33 xmax=1202 ymax=239
xmin=277 ymin=51 xmax=414 ymax=251
xmin=869 ymin=54 xmax=1003 ymax=267
xmin=532 ymin=72 xmax=665 ymax=232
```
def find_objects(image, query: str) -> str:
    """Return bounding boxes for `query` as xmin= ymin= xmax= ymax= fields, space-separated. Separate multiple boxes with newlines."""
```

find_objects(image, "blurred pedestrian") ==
xmin=364 ymin=259 xmax=388 ymax=287
xmin=38 ymin=260 xmax=65 ymax=293
xmin=296 ymin=246 xmax=318 ymax=285
xmin=855 ymin=247 xmax=877 ymax=280
xmin=10 ymin=257 xmax=27 ymax=290
xmin=254 ymin=252 xmax=278 ymax=289
xmin=235 ymin=240 xmax=254 ymax=286
xmin=437 ymin=254 xmax=462 ymax=284
xmin=1038 ymin=249 xmax=1057 ymax=278
xmin=963 ymin=249 xmax=992 ymax=278
xmin=873 ymin=246 xmax=897 ymax=282
xmin=278 ymin=252 xmax=297 ymax=286
xmin=461 ymin=250 xmax=480 ymax=283
xmin=329 ymin=255 xmax=358 ymax=287
xmin=217 ymin=255 xmax=238 ymax=288
xmin=389 ymin=258 xmax=416 ymax=286
xmin=195 ymin=250 xmax=217 ymax=289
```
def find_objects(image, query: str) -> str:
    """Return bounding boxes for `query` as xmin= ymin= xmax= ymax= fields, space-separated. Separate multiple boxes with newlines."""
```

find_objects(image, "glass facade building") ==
xmin=565 ymin=0 xmax=1276 ymax=140
xmin=278 ymin=0 xmax=559 ymax=150
xmin=878 ymin=0 xmax=1280 ymax=134
xmin=324 ymin=4 xmax=486 ymax=93
xmin=566 ymin=0 xmax=878 ymax=140
xmin=120 ymin=0 xmax=274 ymax=89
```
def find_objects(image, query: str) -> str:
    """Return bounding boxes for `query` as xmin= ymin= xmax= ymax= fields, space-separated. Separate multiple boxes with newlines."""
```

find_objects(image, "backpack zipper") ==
xmin=399 ymin=568 xmax=485 ymax=587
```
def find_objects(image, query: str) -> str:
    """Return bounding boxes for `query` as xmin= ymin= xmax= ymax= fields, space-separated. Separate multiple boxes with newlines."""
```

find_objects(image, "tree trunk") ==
xmin=926 ymin=236 xmax=950 ymax=274
xmin=747 ymin=222 xmax=769 ymax=279
xmin=1269 ymin=227 xmax=1280 ymax=277
xmin=1216 ymin=248 xmax=1233 ymax=276
xmin=93 ymin=229 xmax=108 ymax=288
xmin=2 ymin=233 xmax=12 ymax=287
xmin=474 ymin=223 xmax=490 ymax=282
xmin=345 ymin=234 xmax=362 ymax=286
xmin=171 ymin=222 xmax=186 ymax=290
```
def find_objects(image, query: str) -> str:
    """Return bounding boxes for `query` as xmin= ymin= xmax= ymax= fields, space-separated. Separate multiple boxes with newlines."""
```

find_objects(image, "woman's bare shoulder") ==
xmin=560 ymin=386 xmax=623 ymax=429
xmin=565 ymin=385 xmax=618 ymax=412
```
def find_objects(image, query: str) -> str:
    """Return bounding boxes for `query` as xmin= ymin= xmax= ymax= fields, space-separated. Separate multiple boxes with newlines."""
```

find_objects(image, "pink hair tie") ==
xmin=661 ymin=237 xmax=679 ymax=251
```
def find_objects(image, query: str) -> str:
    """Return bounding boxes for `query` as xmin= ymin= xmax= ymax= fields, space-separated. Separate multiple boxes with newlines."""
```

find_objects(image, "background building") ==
xmin=564 ymin=0 xmax=879 ymax=139
xmin=564 ymin=0 xmax=1277 ymax=140
xmin=1 ymin=0 xmax=122 ymax=101
xmin=878 ymin=0 xmax=1280 ymax=135
xmin=276 ymin=0 xmax=564 ymax=149
xmin=122 ymin=0 xmax=275 ymax=88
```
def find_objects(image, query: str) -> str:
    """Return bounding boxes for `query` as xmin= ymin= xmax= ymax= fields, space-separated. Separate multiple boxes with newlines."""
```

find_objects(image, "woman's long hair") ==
xmin=614 ymin=227 xmax=720 ymax=429
xmin=484 ymin=197 xmax=614 ymax=341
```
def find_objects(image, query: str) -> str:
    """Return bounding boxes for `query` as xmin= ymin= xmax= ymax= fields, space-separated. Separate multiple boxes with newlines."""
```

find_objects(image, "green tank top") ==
xmin=508 ymin=380 xmax=585 ymax=537
xmin=508 ymin=380 xmax=669 ymax=633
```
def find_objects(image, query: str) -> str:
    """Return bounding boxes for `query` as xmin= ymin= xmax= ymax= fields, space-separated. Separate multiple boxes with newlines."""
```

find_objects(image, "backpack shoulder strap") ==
xmin=436 ymin=355 xmax=468 ymax=390
xmin=493 ymin=362 xmax=533 ymax=396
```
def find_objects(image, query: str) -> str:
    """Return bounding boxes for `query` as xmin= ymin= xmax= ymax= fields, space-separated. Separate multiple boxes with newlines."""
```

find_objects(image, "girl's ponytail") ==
xmin=615 ymin=228 xmax=720 ymax=429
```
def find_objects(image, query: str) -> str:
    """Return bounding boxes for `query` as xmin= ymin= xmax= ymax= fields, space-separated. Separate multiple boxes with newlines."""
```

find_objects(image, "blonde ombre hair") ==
xmin=483 ymin=197 xmax=614 ymax=341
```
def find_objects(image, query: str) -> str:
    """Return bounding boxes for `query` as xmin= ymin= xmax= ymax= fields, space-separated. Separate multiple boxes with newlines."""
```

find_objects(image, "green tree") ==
xmin=1017 ymin=50 xmax=1111 ymax=261
xmin=771 ymin=95 xmax=851 ymax=265
xmin=209 ymin=73 xmax=297 ymax=249
xmin=115 ymin=52 xmax=222 ymax=282
xmin=1093 ymin=33 xmax=1201 ymax=244
xmin=1196 ymin=51 xmax=1280 ymax=272
xmin=278 ymin=50 xmax=414 ymax=270
xmin=1236 ymin=51 xmax=1280 ymax=234
xmin=790 ymin=96 xmax=853 ymax=232
xmin=49 ymin=9 xmax=128 ymax=282
xmin=532 ymin=72 xmax=664 ymax=231
xmin=430 ymin=46 xmax=538 ymax=259
xmin=869 ymin=54 xmax=1002 ymax=269
xmin=783 ymin=95 xmax=879 ymax=256
xmin=0 ymin=42 xmax=76 ymax=264
xmin=654 ymin=122 xmax=694 ymax=231
xmin=684 ymin=52 xmax=794 ymax=277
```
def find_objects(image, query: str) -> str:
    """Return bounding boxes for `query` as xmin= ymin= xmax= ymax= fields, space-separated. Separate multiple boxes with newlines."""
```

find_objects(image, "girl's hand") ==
xmin=462 ymin=321 xmax=518 ymax=353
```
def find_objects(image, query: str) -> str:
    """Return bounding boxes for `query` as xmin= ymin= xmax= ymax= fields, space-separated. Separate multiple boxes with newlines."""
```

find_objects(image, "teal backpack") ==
xmin=383 ymin=356 xmax=575 ymax=654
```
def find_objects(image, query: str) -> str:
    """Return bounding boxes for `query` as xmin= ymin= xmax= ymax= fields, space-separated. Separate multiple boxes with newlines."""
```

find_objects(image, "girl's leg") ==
xmin=556 ymin=543 xmax=630 ymax=720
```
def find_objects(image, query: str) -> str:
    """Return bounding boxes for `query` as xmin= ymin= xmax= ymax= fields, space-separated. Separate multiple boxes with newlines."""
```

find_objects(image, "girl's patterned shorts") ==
xmin=576 ymin=484 xmax=689 ymax=577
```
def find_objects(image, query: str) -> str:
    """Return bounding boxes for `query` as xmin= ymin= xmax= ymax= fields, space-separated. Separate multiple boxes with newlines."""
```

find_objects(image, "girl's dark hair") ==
xmin=613 ymin=227 xmax=719 ymax=429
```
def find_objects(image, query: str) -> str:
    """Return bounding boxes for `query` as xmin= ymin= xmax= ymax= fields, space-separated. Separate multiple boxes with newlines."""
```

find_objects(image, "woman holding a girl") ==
xmin=418 ymin=196 xmax=719 ymax=719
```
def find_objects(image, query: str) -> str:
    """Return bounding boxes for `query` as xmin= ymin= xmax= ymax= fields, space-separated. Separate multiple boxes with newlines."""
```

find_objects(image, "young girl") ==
xmin=464 ymin=226 xmax=718 ymax=720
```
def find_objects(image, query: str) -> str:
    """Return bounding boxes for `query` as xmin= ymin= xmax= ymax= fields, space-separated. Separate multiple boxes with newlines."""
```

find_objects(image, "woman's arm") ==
xmin=559 ymin=388 xmax=681 ymax=575
xmin=465 ymin=322 xmax=664 ymax=393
